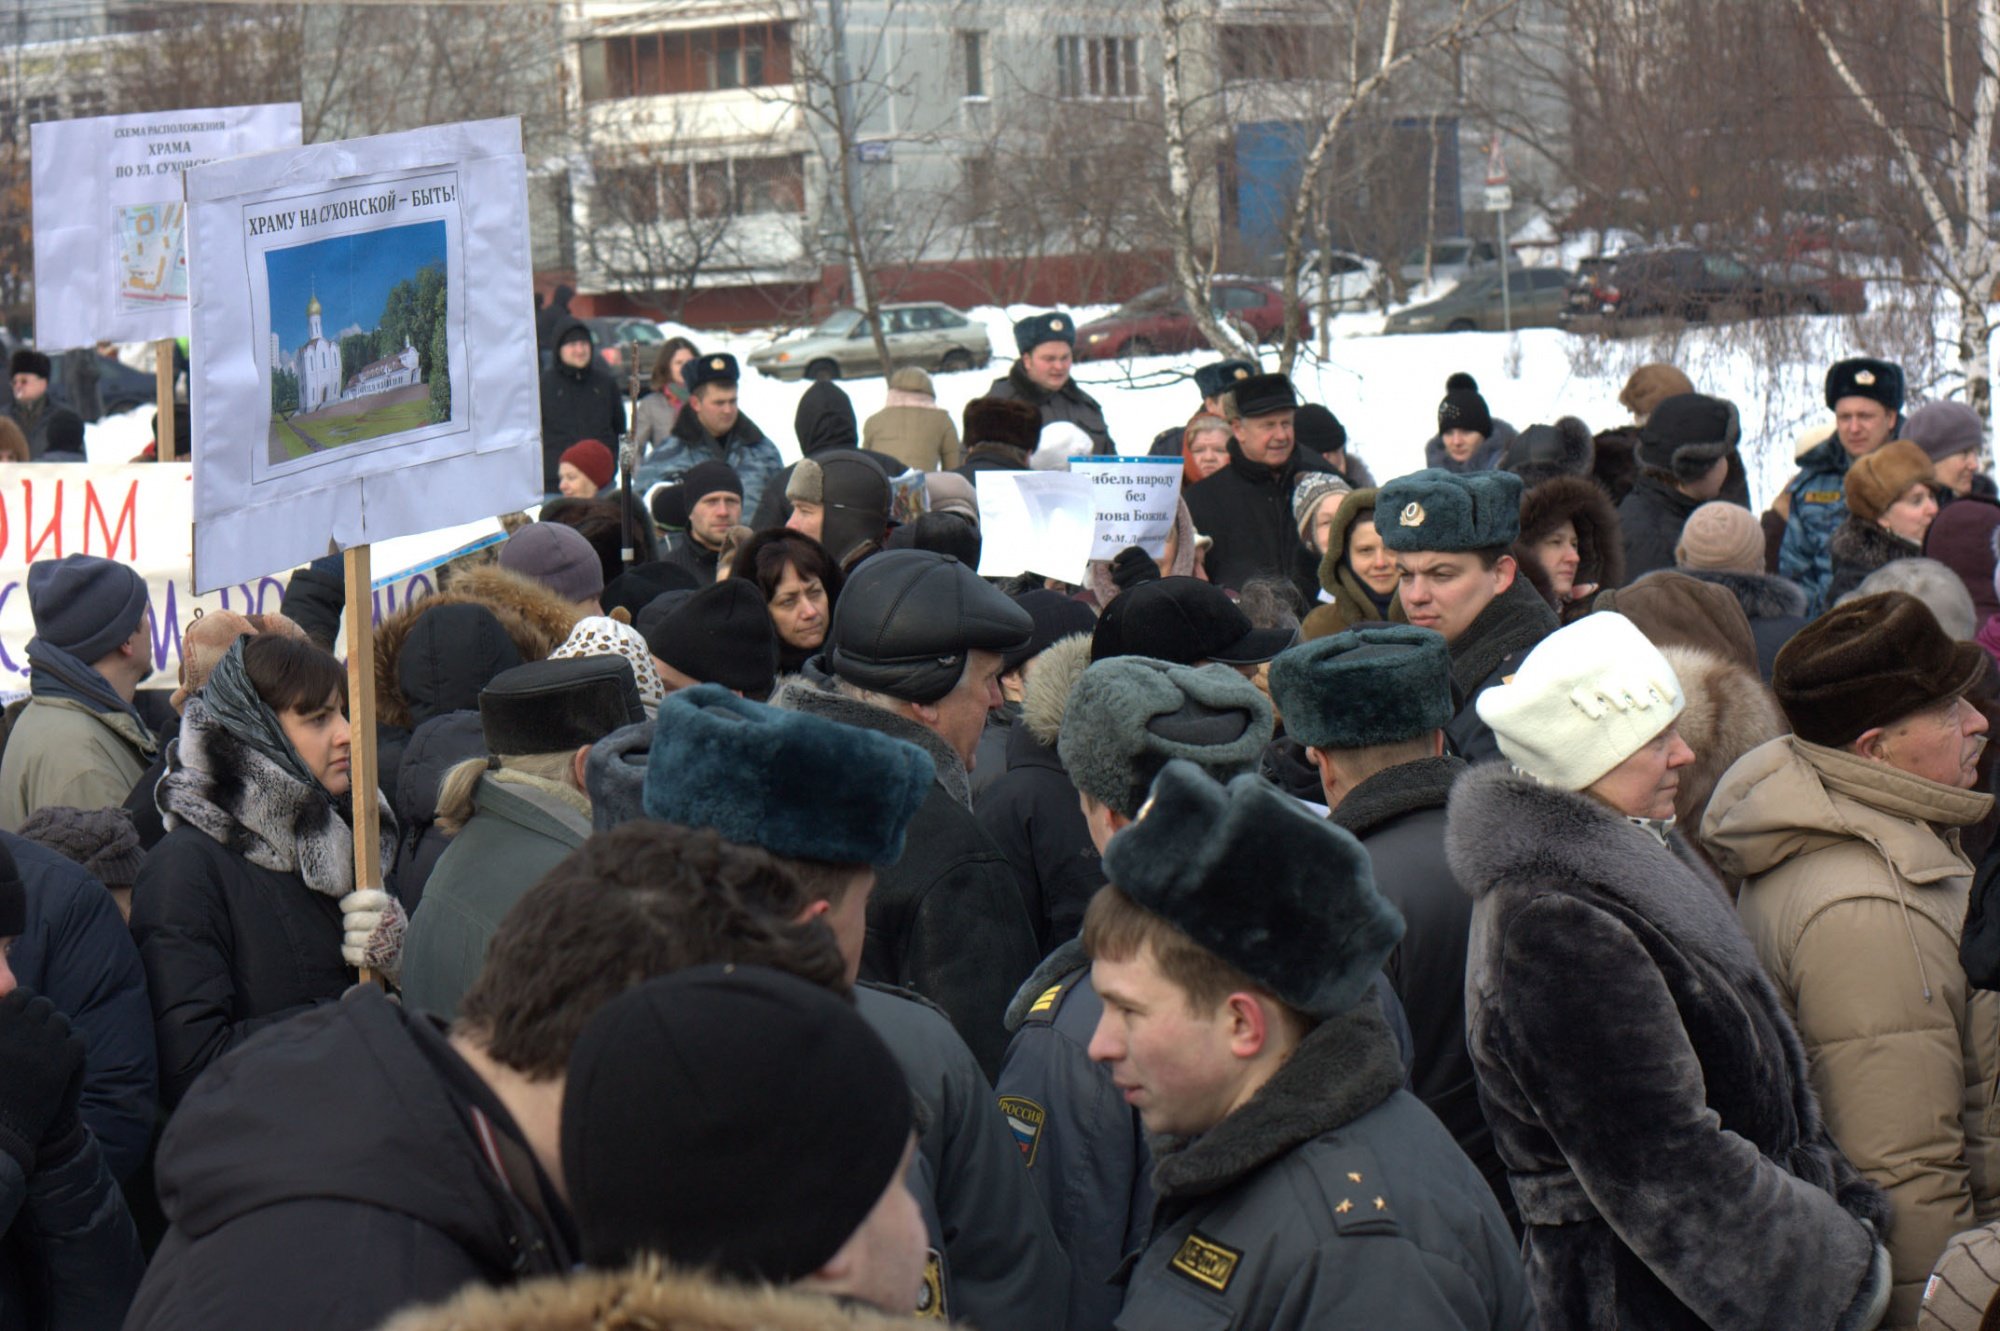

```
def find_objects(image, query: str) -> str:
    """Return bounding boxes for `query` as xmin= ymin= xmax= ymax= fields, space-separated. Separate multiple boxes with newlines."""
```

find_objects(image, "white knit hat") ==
xmin=1475 ymin=613 xmax=1685 ymax=791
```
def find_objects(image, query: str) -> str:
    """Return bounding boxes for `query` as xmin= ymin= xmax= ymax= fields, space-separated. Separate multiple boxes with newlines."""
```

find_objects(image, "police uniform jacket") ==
xmin=999 ymin=944 xmax=1422 ymax=1331
xmin=1115 ymin=1000 xmax=1533 ymax=1331
xmin=985 ymin=360 xmax=1114 ymax=454
xmin=853 ymin=982 xmax=1069 ymax=1330
xmin=995 ymin=944 xmax=1154 ymax=1331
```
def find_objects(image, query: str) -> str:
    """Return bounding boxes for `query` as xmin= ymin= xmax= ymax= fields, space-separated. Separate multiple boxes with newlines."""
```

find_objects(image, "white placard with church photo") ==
xmin=186 ymin=118 xmax=539 ymax=593
xmin=31 ymin=103 xmax=302 ymax=347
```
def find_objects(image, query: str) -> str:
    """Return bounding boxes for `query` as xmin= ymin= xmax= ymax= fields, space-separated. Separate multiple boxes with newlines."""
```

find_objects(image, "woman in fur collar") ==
xmin=131 ymin=635 xmax=399 ymax=1107
xmin=1449 ymin=612 xmax=1892 ymax=1331
xmin=1828 ymin=440 xmax=1939 ymax=603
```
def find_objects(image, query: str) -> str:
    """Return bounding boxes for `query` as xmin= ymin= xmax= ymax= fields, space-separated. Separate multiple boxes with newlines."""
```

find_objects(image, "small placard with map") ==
xmin=33 ymin=105 xmax=301 ymax=347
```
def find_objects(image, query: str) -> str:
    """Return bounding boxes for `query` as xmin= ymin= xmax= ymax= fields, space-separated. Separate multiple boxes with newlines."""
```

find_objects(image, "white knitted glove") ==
xmin=339 ymin=889 xmax=408 ymax=978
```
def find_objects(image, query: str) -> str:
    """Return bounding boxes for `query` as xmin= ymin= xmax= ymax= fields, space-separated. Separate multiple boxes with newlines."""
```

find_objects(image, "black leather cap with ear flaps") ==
xmin=826 ymin=550 xmax=1034 ymax=703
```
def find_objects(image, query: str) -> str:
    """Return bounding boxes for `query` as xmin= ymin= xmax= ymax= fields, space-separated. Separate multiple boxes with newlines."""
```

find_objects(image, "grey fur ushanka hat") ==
xmin=1101 ymin=762 xmax=1404 ymax=1018
xmin=1058 ymin=657 xmax=1273 ymax=817
xmin=1268 ymin=624 xmax=1453 ymax=751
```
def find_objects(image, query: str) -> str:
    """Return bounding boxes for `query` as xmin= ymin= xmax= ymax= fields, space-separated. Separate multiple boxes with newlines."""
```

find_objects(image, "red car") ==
xmin=1074 ymin=281 xmax=1310 ymax=361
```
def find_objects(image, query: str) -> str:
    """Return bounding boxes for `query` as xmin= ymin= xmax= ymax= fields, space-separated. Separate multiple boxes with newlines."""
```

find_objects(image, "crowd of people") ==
xmin=4 ymin=302 xmax=2000 ymax=1331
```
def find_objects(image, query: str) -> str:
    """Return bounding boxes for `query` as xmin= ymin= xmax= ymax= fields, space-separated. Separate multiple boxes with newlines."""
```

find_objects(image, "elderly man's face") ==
xmin=11 ymin=373 xmax=45 ymax=404
xmin=1233 ymin=409 xmax=1295 ymax=469
xmin=1862 ymin=694 xmax=1989 ymax=789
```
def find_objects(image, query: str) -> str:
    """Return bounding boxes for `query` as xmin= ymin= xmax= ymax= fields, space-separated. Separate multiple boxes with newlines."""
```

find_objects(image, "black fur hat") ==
xmin=1101 ymin=762 xmax=1404 ymax=1018
xmin=1638 ymin=393 xmax=1740 ymax=483
xmin=9 ymin=349 xmax=50 ymax=382
xmin=1503 ymin=417 xmax=1594 ymax=486
xmin=683 ymin=352 xmax=740 ymax=392
xmin=1268 ymin=624 xmax=1453 ymax=751
xmin=479 ymin=656 xmax=645 ymax=756
xmin=1824 ymin=357 xmax=1904 ymax=414
xmin=962 ymin=397 xmax=1040 ymax=453
xmin=1194 ymin=359 xmax=1257 ymax=400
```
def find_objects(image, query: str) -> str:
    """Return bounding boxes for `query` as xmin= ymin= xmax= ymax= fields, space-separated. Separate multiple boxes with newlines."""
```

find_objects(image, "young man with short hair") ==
xmin=1375 ymin=467 xmax=1556 ymax=763
xmin=646 ymin=352 xmax=783 ymax=514
xmin=985 ymin=310 xmax=1114 ymax=453
xmin=659 ymin=458 xmax=743 ymax=586
xmin=1086 ymin=761 xmax=1530 ymax=1329
xmin=537 ymin=319 xmax=624 ymax=495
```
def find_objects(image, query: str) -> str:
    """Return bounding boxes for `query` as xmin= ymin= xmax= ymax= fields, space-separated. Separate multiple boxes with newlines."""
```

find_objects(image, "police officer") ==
xmin=596 ymin=686 xmax=1071 ymax=1331
xmin=984 ymin=310 xmax=1114 ymax=454
xmin=1084 ymin=762 xmax=1533 ymax=1329
xmin=995 ymin=656 xmax=1272 ymax=1331
xmin=1147 ymin=358 xmax=1257 ymax=456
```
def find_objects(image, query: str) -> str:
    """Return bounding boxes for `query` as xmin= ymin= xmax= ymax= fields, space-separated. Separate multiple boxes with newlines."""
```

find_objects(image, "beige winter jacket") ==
xmin=862 ymin=402 xmax=961 ymax=472
xmin=1705 ymin=735 xmax=2000 ymax=1328
xmin=0 ymin=695 xmax=156 ymax=831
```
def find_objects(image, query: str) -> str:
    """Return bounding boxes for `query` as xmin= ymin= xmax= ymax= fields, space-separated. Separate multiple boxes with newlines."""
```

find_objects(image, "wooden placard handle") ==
xmin=342 ymin=544 xmax=382 ymax=988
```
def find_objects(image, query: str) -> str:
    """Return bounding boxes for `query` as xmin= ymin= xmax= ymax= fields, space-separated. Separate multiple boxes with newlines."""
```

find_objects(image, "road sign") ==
xmin=1485 ymin=184 xmax=1512 ymax=213
xmin=1485 ymin=133 xmax=1508 ymax=186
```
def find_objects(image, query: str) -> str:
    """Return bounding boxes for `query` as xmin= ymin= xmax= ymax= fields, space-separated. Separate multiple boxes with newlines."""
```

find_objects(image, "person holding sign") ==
xmin=130 ymin=636 xmax=400 ymax=1107
xmin=1181 ymin=371 xmax=1338 ymax=610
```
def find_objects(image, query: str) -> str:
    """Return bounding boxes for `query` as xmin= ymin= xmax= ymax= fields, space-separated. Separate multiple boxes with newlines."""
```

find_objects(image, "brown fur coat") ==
xmin=372 ymin=565 xmax=584 ymax=729
xmin=1664 ymin=643 xmax=1788 ymax=889
xmin=379 ymin=1261 xmax=924 ymax=1331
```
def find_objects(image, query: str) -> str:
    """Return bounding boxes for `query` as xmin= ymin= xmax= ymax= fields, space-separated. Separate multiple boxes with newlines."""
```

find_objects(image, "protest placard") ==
xmin=974 ymin=471 xmax=1097 ymax=585
xmin=1067 ymin=456 xmax=1185 ymax=561
xmin=32 ymin=105 xmax=302 ymax=348
xmin=186 ymin=117 xmax=538 ymax=594
xmin=0 ymin=464 xmax=487 ymax=694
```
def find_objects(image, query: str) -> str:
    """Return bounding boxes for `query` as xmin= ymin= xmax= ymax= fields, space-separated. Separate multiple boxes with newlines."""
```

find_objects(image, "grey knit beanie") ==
xmin=17 ymin=805 xmax=145 ymax=888
xmin=1058 ymin=657 xmax=1273 ymax=817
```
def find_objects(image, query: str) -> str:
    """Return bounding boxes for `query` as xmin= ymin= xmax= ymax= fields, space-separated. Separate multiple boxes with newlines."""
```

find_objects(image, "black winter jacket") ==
xmin=124 ymin=991 xmax=574 ymax=1331
xmin=1827 ymin=515 xmax=1921 ymax=605
xmin=1181 ymin=438 xmax=1333 ymax=606
xmin=1618 ymin=471 xmax=1704 ymax=580
xmin=390 ymin=711 xmax=485 ymax=913
xmin=774 ymin=680 xmax=1039 ymax=1079
xmin=0 ymin=1128 xmax=143 ymax=1331
xmin=1443 ymin=579 xmax=1558 ymax=764
xmin=538 ymin=317 xmax=626 ymax=493
xmin=985 ymin=361 xmax=1114 ymax=454
xmin=1332 ymin=757 xmax=1509 ymax=1225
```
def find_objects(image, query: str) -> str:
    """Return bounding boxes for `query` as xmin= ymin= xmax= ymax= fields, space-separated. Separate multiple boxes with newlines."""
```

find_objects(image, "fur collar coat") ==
xmin=1449 ymin=763 xmax=1890 ymax=1331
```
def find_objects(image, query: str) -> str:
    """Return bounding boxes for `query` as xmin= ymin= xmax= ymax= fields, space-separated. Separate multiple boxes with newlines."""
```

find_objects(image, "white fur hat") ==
xmin=1476 ymin=612 xmax=1685 ymax=791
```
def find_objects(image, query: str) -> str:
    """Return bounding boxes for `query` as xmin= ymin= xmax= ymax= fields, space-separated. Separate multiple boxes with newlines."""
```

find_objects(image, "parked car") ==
xmin=747 ymin=302 xmax=992 ymax=381
xmin=1760 ymin=259 xmax=1868 ymax=315
xmin=1561 ymin=248 xmax=1788 ymax=326
xmin=584 ymin=315 xmax=669 ymax=390
xmin=1383 ymin=266 xmax=1576 ymax=334
xmin=1283 ymin=249 xmax=1384 ymax=313
xmin=1074 ymin=281 xmax=1309 ymax=362
xmin=1398 ymin=237 xmax=1508 ymax=287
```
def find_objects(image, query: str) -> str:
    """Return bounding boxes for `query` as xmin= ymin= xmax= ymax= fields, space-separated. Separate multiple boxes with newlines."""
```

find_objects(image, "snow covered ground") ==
xmin=87 ymin=290 xmax=1958 ymax=515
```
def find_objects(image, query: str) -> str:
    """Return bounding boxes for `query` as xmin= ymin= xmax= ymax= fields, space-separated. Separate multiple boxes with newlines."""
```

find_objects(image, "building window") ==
xmin=734 ymin=155 xmax=806 ymax=214
xmin=595 ymin=164 xmax=661 ymax=224
xmin=1056 ymin=35 xmax=1140 ymax=100
xmin=960 ymin=154 xmax=995 ymax=222
xmin=617 ymin=156 xmax=806 ymax=222
xmin=1220 ymin=24 xmax=1333 ymax=81
xmin=23 ymin=95 xmax=59 ymax=128
xmin=580 ymin=22 xmax=793 ymax=102
xmin=960 ymin=30 xmax=985 ymax=98
xmin=69 ymin=91 xmax=107 ymax=120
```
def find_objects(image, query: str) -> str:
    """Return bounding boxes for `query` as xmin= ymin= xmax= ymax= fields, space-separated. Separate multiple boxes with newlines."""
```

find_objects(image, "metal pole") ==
xmin=1498 ymin=207 xmax=1512 ymax=334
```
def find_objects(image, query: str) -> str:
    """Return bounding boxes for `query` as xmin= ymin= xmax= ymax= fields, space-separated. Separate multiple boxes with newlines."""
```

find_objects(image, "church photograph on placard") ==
xmin=264 ymin=220 xmax=455 ymax=464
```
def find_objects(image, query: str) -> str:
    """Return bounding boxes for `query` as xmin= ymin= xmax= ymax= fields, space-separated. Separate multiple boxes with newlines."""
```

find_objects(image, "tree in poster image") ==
xmin=428 ymin=316 xmax=450 ymax=423
xmin=338 ymin=261 xmax=447 ymax=391
xmin=271 ymin=364 xmax=300 ymax=415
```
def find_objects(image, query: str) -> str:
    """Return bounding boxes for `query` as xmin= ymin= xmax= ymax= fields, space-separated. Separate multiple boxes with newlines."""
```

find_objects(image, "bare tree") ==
xmin=1791 ymin=0 xmax=2000 ymax=418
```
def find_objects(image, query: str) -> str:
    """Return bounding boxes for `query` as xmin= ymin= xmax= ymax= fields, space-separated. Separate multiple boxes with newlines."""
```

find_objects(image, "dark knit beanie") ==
xmin=963 ymin=397 xmax=1041 ymax=454
xmin=1905 ymin=401 xmax=1985 ymax=464
xmin=560 ymin=439 xmax=616 ymax=490
xmin=1438 ymin=388 xmax=1493 ymax=439
xmin=1100 ymin=763 xmax=1403 ymax=1017
xmin=16 ymin=806 xmax=144 ymax=889
xmin=26 ymin=555 xmax=149 ymax=663
xmin=645 ymin=685 xmax=932 ymax=865
xmin=601 ymin=561 xmax=700 ymax=620
xmin=1293 ymin=403 xmax=1348 ymax=456
xmin=682 ymin=459 xmax=743 ymax=503
xmin=561 ymin=965 xmax=913 ymax=1279
xmin=45 ymin=412 xmax=84 ymax=457
xmin=1773 ymin=591 xmax=1987 ymax=747
xmin=648 ymin=579 xmax=781 ymax=699
xmin=1003 ymin=590 xmax=1098 ymax=674
xmin=0 ymin=842 xmax=22 ymax=936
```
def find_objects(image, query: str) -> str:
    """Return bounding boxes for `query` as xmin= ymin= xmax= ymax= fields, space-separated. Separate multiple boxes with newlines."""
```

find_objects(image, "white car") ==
xmin=1397 ymin=238 xmax=1510 ymax=287
xmin=1283 ymin=249 xmax=1383 ymax=313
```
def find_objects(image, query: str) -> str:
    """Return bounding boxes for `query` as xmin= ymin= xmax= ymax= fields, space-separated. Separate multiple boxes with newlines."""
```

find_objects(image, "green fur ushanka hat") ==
xmin=1102 ymin=762 xmax=1404 ymax=1018
xmin=1058 ymin=657 xmax=1273 ymax=818
xmin=644 ymin=684 xmax=933 ymax=867
xmin=1268 ymin=624 xmax=1454 ymax=752
xmin=1376 ymin=467 xmax=1523 ymax=552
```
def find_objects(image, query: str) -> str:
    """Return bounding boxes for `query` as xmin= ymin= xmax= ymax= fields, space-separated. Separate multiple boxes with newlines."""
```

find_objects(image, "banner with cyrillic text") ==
xmin=1067 ymin=456 xmax=1185 ymax=561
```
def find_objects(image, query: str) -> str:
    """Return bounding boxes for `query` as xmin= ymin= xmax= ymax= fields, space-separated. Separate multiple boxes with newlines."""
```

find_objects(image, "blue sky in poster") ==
xmin=267 ymin=220 xmax=445 ymax=358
